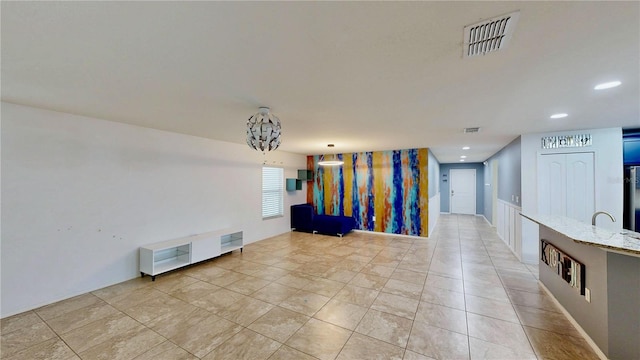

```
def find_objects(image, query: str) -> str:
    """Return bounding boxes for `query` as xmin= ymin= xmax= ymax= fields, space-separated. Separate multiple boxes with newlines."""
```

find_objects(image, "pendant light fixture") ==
xmin=246 ymin=107 xmax=282 ymax=152
xmin=318 ymin=144 xmax=344 ymax=166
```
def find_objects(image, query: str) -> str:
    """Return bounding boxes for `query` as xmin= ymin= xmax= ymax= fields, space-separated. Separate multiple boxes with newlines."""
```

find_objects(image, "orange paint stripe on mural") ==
xmin=343 ymin=154 xmax=353 ymax=217
xmin=372 ymin=151 xmax=385 ymax=233
xmin=419 ymin=148 xmax=429 ymax=236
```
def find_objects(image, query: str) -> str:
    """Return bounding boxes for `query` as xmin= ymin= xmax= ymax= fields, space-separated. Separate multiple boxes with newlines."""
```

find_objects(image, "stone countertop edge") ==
xmin=520 ymin=213 xmax=640 ymax=257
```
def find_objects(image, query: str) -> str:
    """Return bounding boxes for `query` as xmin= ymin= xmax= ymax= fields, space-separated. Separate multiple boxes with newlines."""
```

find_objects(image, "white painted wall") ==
xmin=1 ymin=102 xmax=307 ymax=317
xmin=428 ymin=193 xmax=440 ymax=236
xmin=521 ymin=127 xmax=623 ymax=264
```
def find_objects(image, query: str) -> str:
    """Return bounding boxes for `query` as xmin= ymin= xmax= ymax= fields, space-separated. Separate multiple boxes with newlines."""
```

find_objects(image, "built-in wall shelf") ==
xmin=297 ymin=169 xmax=314 ymax=181
xmin=140 ymin=227 xmax=243 ymax=280
xmin=286 ymin=178 xmax=302 ymax=191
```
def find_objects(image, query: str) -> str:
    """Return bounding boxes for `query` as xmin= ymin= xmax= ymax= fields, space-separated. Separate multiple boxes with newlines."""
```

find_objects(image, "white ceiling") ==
xmin=2 ymin=1 xmax=639 ymax=163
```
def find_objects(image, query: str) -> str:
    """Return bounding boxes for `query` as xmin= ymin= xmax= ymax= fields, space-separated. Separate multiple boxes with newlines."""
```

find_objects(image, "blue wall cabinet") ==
xmin=286 ymin=178 xmax=302 ymax=191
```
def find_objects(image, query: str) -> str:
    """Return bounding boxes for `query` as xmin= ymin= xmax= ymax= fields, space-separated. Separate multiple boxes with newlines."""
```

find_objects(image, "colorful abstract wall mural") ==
xmin=306 ymin=148 xmax=429 ymax=237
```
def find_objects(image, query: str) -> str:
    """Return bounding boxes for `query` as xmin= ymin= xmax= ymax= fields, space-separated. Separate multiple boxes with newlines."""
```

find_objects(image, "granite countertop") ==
xmin=520 ymin=213 xmax=640 ymax=256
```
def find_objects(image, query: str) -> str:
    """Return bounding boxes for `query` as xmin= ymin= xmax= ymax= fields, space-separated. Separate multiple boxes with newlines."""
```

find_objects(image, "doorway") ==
xmin=450 ymin=168 xmax=476 ymax=214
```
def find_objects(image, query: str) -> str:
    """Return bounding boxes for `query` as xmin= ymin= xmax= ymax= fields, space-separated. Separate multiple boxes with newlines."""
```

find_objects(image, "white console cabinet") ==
xmin=140 ymin=227 xmax=243 ymax=280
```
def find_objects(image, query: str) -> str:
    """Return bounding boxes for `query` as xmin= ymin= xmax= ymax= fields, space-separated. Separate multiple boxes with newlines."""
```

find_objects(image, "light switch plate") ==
xmin=585 ymin=288 xmax=591 ymax=303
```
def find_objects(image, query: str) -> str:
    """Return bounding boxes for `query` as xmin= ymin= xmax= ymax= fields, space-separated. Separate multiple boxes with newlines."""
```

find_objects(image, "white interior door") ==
xmin=450 ymin=169 xmax=476 ymax=214
xmin=538 ymin=152 xmax=594 ymax=223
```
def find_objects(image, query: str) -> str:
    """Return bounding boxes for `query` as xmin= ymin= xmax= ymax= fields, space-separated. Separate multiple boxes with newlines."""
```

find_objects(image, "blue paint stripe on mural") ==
xmin=409 ymin=149 xmax=421 ymax=235
xmin=351 ymin=153 xmax=361 ymax=229
xmin=392 ymin=150 xmax=404 ymax=234
xmin=366 ymin=152 xmax=375 ymax=231
xmin=314 ymin=155 xmax=324 ymax=214
xmin=338 ymin=153 xmax=345 ymax=216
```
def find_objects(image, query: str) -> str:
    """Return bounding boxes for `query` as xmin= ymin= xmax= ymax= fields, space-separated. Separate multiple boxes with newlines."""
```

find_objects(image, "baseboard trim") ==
xmin=538 ymin=281 xmax=608 ymax=360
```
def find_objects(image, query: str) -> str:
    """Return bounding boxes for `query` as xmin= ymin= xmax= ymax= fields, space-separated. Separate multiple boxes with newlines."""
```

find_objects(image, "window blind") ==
xmin=262 ymin=166 xmax=284 ymax=219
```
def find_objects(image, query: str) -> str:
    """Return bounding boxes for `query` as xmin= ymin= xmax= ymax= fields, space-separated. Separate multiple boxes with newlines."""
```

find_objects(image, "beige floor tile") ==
xmin=468 ymin=337 xmax=537 ymax=360
xmin=1 ymin=311 xmax=44 ymax=334
xmin=134 ymin=340 xmax=198 ymax=360
xmin=355 ymin=309 xmax=413 ymax=348
xmin=59 ymin=313 xmax=140 ymax=354
xmin=267 ymin=345 xmax=318 ymax=360
xmin=248 ymin=306 xmax=310 ymax=343
xmin=313 ymin=299 xmax=368 ymax=330
xmin=123 ymin=293 xmax=191 ymax=324
xmin=465 ymin=294 xmax=520 ymax=323
xmin=147 ymin=307 xmax=211 ymax=339
xmin=323 ymin=267 xmax=358 ymax=283
xmin=467 ymin=313 xmax=534 ymax=355
xmin=414 ymin=301 xmax=467 ymax=335
xmin=202 ymin=328 xmax=281 ymax=360
xmin=45 ymin=301 xmax=120 ymax=334
xmin=382 ymin=279 xmax=424 ymax=300
xmin=251 ymin=282 xmax=300 ymax=305
xmin=2 ymin=337 xmax=76 ymax=360
xmin=361 ymin=264 xmax=397 ymax=278
xmin=463 ymin=281 xmax=510 ymax=303
xmin=279 ymin=290 xmax=330 ymax=316
xmin=301 ymin=277 xmax=346 ymax=297
xmin=371 ymin=293 xmax=419 ymax=319
xmin=224 ymin=275 xmax=271 ymax=295
xmin=336 ymin=332 xmax=404 ymax=360
xmin=194 ymin=288 xmax=247 ymax=313
xmin=348 ymin=273 xmax=389 ymax=291
xmin=91 ymin=278 xmax=152 ymax=303
xmin=77 ymin=325 xmax=165 ymax=360
xmin=285 ymin=318 xmax=352 ymax=360
xmin=425 ymin=274 xmax=464 ymax=292
xmin=168 ymin=313 xmax=243 ymax=358
xmin=514 ymin=304 xmax=582 ymax=337
xmin=390 ymin=268 xmax=427 ymax=285
xmin=252 ymin=266 xmax=291 ymax=281
xmin=402 ymin=350 xmax=436 ymax=360
xmin=149 ymin=272 xmax=200 ymax=293
xmin=420 ymin=286 xmax=465 ymax=310
xmin=524 ymin=325 xmax=600 ymax=360
xmin=275 ymin=272 xmax=315 ymax=289
xmin=104 ymin=287 xmax=166 ymax=311
xmin=507 ymin=288 xmax=560 ymax=313
xmin=183 ymin=264 xmax=229 ymax=282
xmin=205 ymin=270 xmax=249 ymax=287
xmin=231 ymin=261 xmax=270 ymax=276
xmin=407 ymin=321 xmax=470 ymax=360
xmin=168 ymin=280 xmax=221 ymax=303
xmin=34 ymin=293 xmax=104 ymax=321
xmin=334 ymin=285 xmax=380 ymax=307
xmin=216 ymin=295 xmax=274 ymax=326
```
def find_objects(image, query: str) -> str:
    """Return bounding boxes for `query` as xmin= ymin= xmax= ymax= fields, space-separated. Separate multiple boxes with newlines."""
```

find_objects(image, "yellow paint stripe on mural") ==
xmin=343 ymin=154 xmax=353 ymax=217
xmin=373 ymin=151 xmax=385 ymax=233
xmin=419 ymin=148 xmax=429 ymax=236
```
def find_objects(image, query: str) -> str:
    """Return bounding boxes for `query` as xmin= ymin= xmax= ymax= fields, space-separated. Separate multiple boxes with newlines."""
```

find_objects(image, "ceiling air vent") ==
xmin=463 ymin=11 xmax=520 ymax=58
xmin=464 ymin=127 xmax=481 ymax=134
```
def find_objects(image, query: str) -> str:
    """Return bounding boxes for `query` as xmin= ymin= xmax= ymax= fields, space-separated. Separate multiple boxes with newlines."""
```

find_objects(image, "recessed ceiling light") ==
xmin=460 ymin=159 xmax=465 ymax=162
xmin=460 ymin=155 xmax=467 ymax=159
xmin=550 ymin=113 xmax=568 ymax=119
xmin=462 ymin=146 xmax=470 ymax=150
xmin=594 ymin=81 xmax=621 ymax=90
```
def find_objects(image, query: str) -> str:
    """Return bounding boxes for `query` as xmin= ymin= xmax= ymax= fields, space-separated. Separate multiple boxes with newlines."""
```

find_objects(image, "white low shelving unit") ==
xmin=139 ymin=227 xmax=243 ymax=281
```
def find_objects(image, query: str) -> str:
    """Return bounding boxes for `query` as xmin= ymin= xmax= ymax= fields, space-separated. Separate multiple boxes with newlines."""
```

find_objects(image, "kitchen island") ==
xmin=521 ymin=213 xmax=640 ymax=360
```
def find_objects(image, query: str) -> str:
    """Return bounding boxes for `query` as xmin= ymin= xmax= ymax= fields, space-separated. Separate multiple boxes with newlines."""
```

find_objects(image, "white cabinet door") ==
xmin=191 ymin=235 xmax=221 ymax=263
xmin=538 ymin=152 xmax=594 ymax=224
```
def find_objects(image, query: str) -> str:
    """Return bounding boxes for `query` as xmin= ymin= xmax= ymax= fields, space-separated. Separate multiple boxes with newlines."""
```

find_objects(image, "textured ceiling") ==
xmin=2 ymin=1 xmax=639 ymax=163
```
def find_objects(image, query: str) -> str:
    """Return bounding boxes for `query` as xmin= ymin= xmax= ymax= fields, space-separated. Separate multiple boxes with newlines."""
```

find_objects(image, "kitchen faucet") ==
xmin=591 ymin=211 xmax=616 ymax=226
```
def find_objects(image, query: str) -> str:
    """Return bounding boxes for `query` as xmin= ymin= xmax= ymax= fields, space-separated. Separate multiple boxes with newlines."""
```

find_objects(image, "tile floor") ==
xmin=1 ymin=214 xmax=601 ymax=360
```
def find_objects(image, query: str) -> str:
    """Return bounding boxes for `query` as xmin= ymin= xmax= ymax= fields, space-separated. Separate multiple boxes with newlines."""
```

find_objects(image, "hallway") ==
xmin=1 ymin=215 xmax=600 ymax=359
